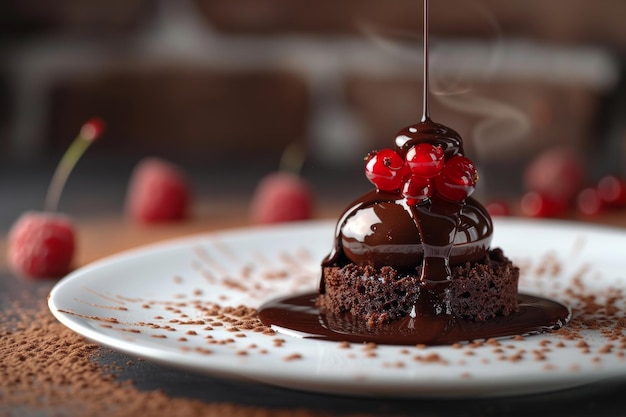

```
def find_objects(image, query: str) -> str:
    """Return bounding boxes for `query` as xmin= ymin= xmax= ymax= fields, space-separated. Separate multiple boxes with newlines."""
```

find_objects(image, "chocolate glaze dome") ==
xmin=322 ymin=119 xmax=492 ymax=278
xmin=326 ymin=192 xmax=492 ymax=271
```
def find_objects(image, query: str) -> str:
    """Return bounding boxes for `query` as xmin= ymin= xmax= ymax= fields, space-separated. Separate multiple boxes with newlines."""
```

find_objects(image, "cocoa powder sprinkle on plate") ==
xmin=2 ymin=300 xmax=343 ymax=417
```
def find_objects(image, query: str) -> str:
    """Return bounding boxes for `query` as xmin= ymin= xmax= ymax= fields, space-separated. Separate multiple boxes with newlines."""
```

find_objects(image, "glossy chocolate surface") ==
xmin=323 ymin=190 xmax=492 ymax=273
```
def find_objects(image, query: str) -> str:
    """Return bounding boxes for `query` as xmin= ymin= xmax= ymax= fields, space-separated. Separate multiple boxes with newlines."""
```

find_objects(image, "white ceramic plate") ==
xmin=49 ymin=218 xmax=626 ymax=398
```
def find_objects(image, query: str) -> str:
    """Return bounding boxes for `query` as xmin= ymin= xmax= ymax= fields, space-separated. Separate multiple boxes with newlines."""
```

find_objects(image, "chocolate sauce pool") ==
xmin=259 ymin=292 xmax=570 ymax=346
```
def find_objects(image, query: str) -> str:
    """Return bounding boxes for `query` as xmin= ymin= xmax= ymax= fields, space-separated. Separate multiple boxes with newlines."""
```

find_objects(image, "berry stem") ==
xmin=278 ymin=141 xmax=306 ymax=175
xmin=44 ymin=118 xmax=104 ymax=212
xmin=421 ymin=0 xmax=430 ymax=122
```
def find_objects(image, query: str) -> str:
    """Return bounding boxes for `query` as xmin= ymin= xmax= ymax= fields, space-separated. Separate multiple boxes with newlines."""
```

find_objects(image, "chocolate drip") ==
xmin=412 ymin=198 xmax=463 ymax=316
xmin=413 ymin=198 xmax=462 ymax=283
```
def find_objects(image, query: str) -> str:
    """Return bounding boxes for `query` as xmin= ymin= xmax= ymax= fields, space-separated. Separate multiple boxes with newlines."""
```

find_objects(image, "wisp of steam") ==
xmin=357 ymin=0 xmax=530 ymax=160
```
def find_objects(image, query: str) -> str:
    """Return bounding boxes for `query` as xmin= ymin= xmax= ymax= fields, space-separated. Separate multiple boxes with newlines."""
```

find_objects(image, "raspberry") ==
xmin=125 ymin=157 xmax=192 ymax=223
xmin=364 ymin=149 xmax=409 ymax=192
xmin=250 ymin=171 xmax=313 ymax=224
xmin=434 ymin=155 xmax=478 ymax=202
xmin=8 ymin=212 xmax=75 ymax=278
xmin=405 ymin=143 xmax=444 ymax=178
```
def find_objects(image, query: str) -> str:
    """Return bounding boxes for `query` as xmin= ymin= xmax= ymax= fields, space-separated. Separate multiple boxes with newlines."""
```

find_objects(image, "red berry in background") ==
xmin=485 ymin=200 xmax=512 ymax=217
xmin=523 ymin=147 xmax=584 ymax=203
xmin=520 ymin=191 xmax=568 ymax=218
xmin=365 ymin=148 xmax=409 ymax=192
xmin=402 ymin=175 xmax=434 ymax=205
xmin=576 ymin=187 xmax=604 ymax=216
xmin=597 ymin=175 xmax=626 ymax=208
xmin=250 ymin=171 xmax=313 ymax=224
xmin=405 ymin=143 xmax=445 ymax=178
xmin=434 ymin=155 xmax=478 ymax=202
xmin=7 ymin=118 xmax=103 ymax=279
xmin=126 ymin=157 xmax=192 ymax=223
xmin=8 ymin=212 xmax=75 ymax=278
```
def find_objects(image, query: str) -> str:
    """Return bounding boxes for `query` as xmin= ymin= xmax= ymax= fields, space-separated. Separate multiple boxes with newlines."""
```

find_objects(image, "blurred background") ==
xmin=1 ymin=0 xmax=626 ymax=231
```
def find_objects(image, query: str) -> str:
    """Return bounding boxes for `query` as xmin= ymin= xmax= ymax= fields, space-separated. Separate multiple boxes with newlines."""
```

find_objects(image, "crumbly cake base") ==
xmin=317 ymin=248 xmax=519 ymax=325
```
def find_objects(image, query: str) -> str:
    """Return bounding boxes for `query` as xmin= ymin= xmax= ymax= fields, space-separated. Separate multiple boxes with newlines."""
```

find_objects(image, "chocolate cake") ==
xmin=316 ymin=120 xmax=520 ymax=326
xmin=319 ymin=248 xmax=519 ymax=325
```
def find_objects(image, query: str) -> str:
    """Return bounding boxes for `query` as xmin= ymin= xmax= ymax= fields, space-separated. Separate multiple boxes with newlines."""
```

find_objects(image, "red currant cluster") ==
xmin=516 ymin=174 xmax=626 ymax=218
xmin=487 ymin=146 xmax=626 ymax=218
xmin=364 ymin=143 xmax=478 ymax=205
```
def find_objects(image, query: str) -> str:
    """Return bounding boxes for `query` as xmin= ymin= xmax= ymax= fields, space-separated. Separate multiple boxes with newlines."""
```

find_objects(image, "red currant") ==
xmin=485 ymin=200 xmax=511 ymax=216
xmin=402 ymin=175 xmax=434 ymax=205
xmin=576 ymin=187 xmax=604 ymax=216
xmin=434 ymin=155 xmax=478 ymax=202
xmin=405 ymin=143 xmax=444 ymax=178
xmin=519 ymin=191 xmax=568 ymax=218
xmin=597 ymin=175 xmax=626 ymax=208
xmin=364 ymin=148 xmax=408 ymax=192
xmin=523 ymin=147 xmax=584 ymax=202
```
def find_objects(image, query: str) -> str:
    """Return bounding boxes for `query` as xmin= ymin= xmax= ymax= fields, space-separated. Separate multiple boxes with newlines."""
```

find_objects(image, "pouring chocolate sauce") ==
xmin=259 ymin=0 xmax=570 ymax=345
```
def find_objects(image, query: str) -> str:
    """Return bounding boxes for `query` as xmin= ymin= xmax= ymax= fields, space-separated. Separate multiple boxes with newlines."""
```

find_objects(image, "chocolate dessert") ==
xmin=317 ymin=120 xmax=520 ymax=325
xmin=259 ymin=120 xmax=568 ymax=346
xmin=316 ymin=0 xmax=518 ymax=327
xmin=258 ymin=0 xmax=569 ymax=345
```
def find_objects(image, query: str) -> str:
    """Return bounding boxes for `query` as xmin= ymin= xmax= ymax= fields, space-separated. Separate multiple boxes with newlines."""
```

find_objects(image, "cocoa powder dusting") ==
xmin=0 ymin=299 xmax=356 ymax=417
